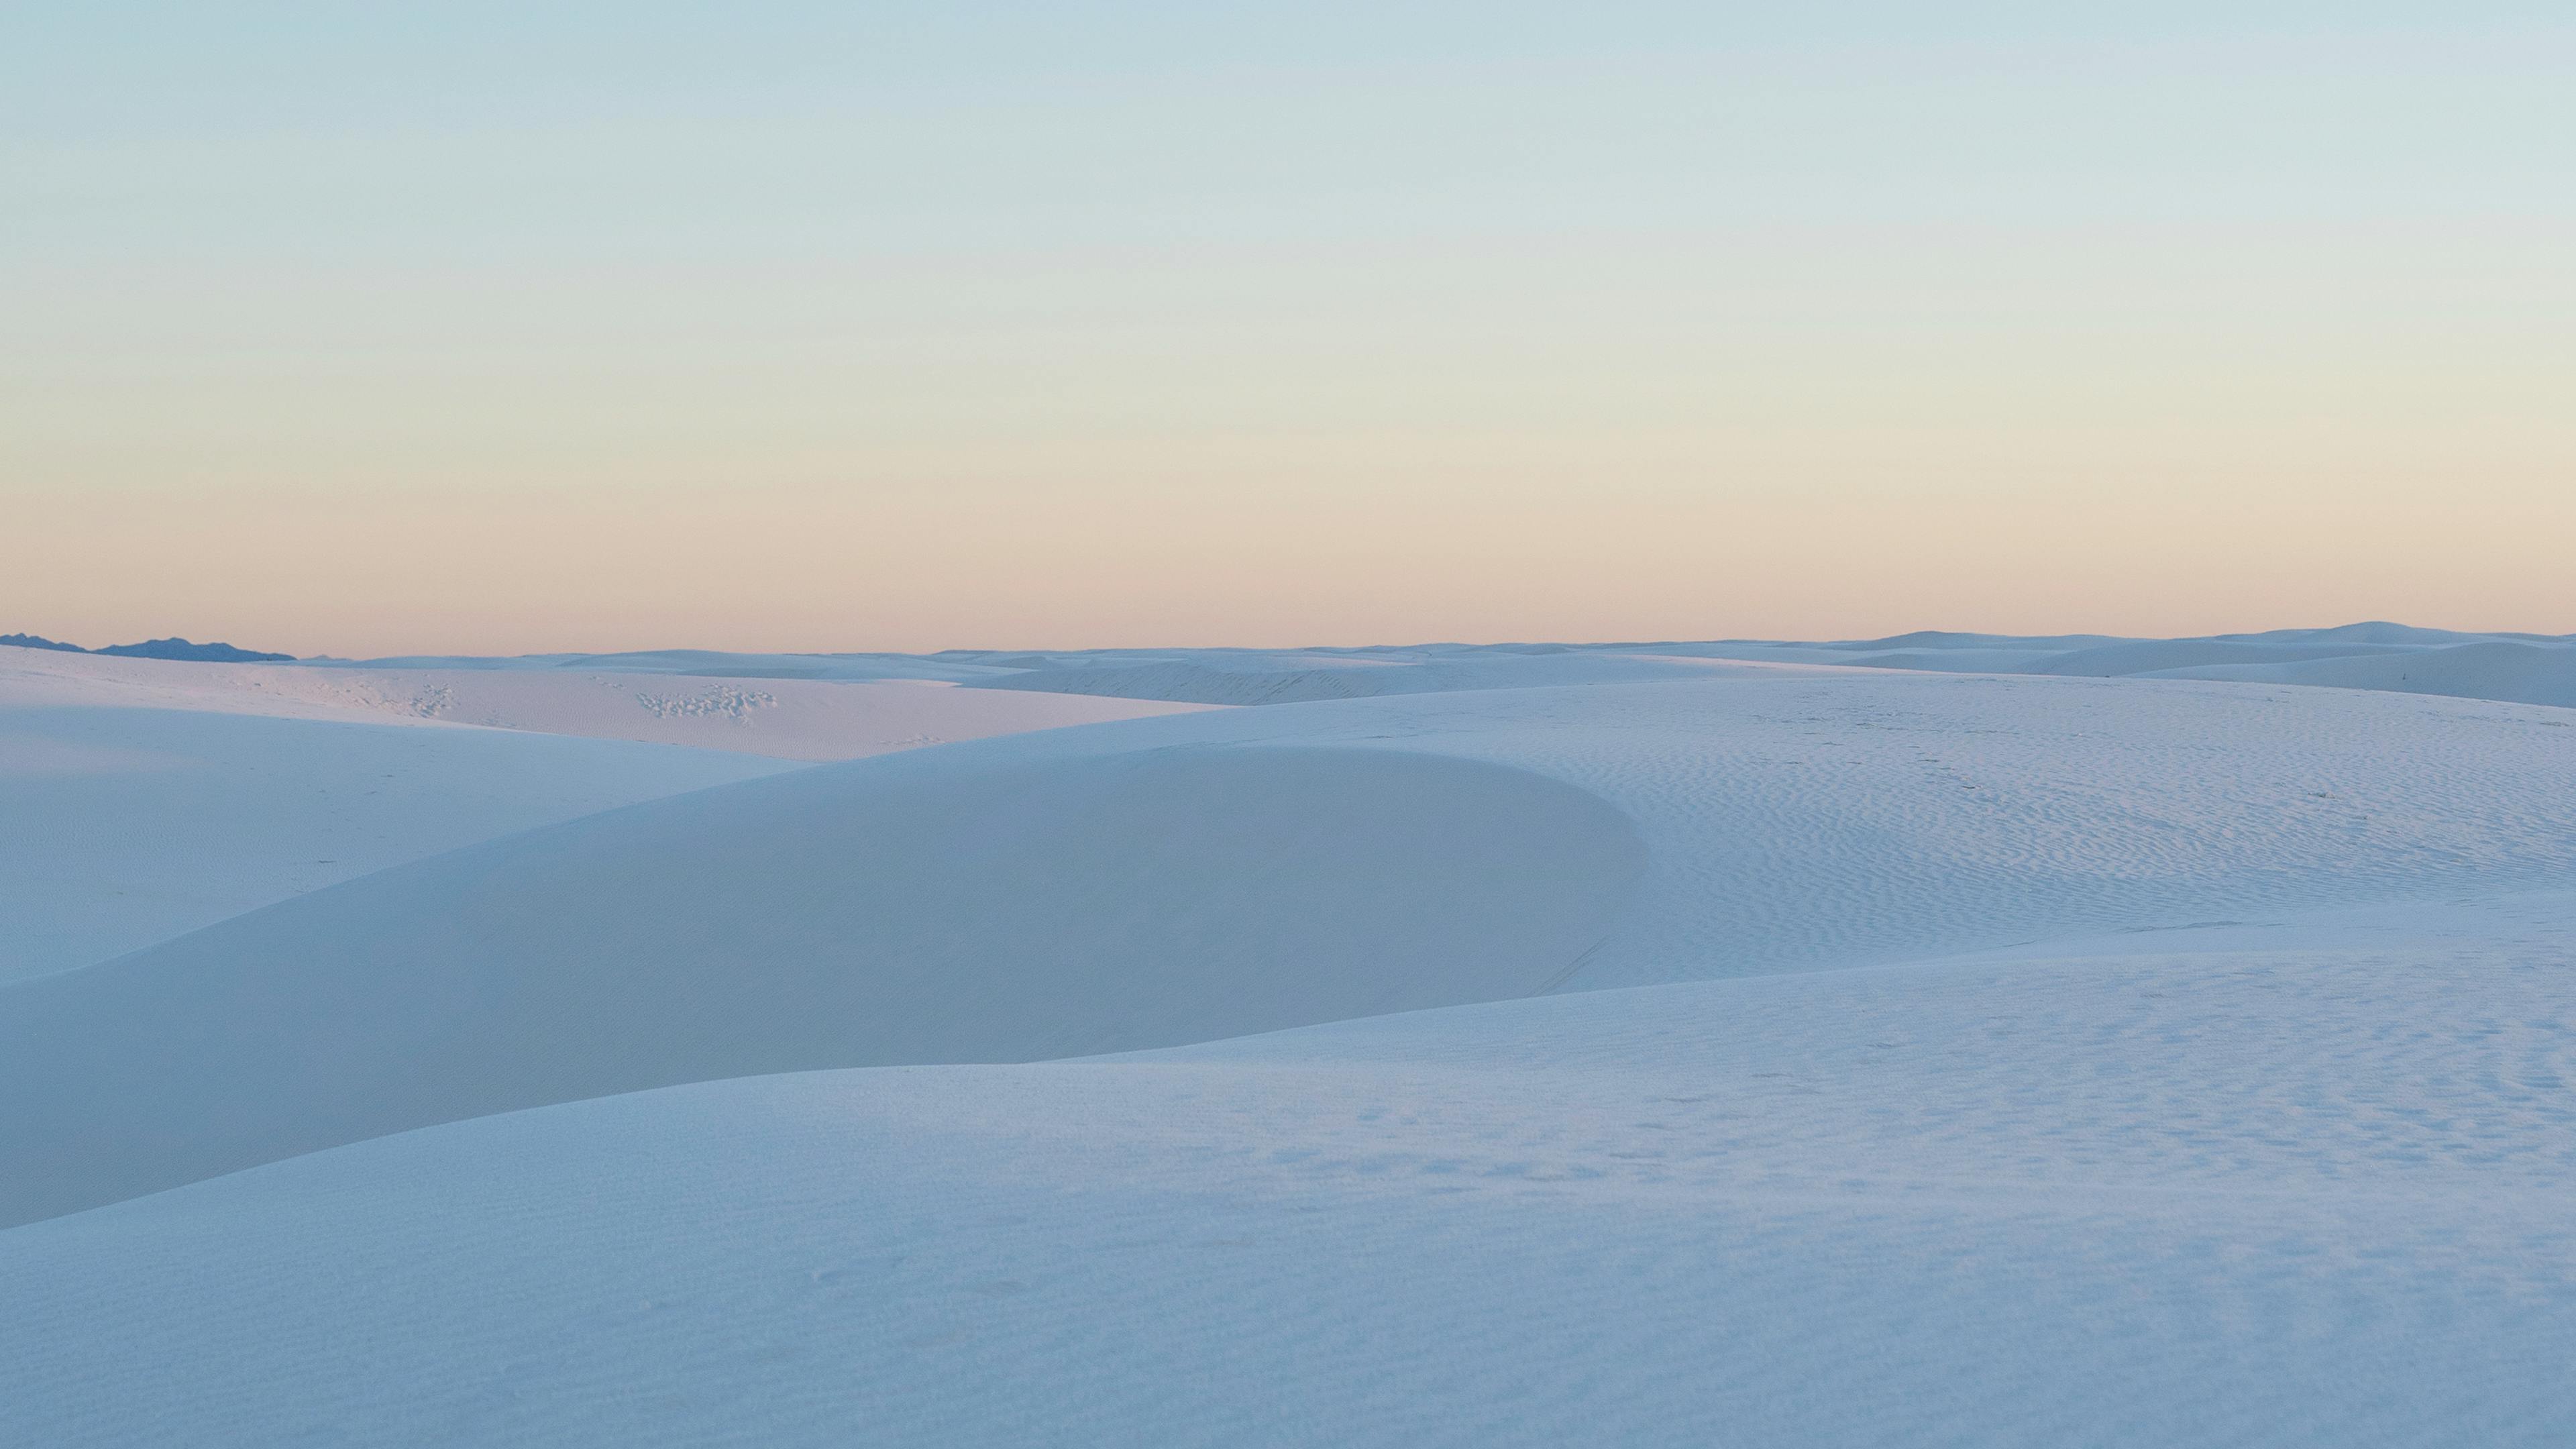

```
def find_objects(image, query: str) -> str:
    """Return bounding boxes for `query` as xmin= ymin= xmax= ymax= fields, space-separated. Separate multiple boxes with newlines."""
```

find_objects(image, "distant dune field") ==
xmin=6 ymin=629 xmax=2576 ymax=1445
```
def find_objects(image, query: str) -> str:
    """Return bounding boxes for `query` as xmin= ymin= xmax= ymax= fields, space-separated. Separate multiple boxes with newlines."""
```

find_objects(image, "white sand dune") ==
xmin=2026 ymin=637 xmax=2420 ymax=676
xmin=965 ymin=648 xmax=1786 ymax=705
xmin=0 ymin=644 xmax=1207 ymax=981
xmin=2152 ymin=639 xmax=2576 ymax=709
xmin=7 ymin=669 xmax=2574 ymax=1227
xmin=306 ymin=648 xmax=1015 ymax=682
xmin=3 ymin=643 xmax=1208 ymax=760
xmin=841 ymin=624 xmax=2576 ymax=709
xmin=0 ymin=735 xmax=1644 ymax=1226
xmin=9 ymin=637 xmax=2576 ymax=1443
xmin=7 ymin=890 xmax=2573 ymax=1446
xmin=2218 ymin=621 xmax=2517 ymax=647
xmin=1 ymin=653 xmax=794 ymax=983
xmin=273 ymin=623 xmax=2576 ymax=712
xmin=241 ymin=666 xmax=1210 ymax=759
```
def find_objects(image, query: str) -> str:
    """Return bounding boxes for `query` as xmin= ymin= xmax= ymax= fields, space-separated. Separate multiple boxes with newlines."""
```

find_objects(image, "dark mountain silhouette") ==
xmin=95 ymin=637 xmax=296 ymax=663
xmin=3 ymin=633 xmax=294 ymax=662
xmin=0 ymin=633 xmax=86 ymax=652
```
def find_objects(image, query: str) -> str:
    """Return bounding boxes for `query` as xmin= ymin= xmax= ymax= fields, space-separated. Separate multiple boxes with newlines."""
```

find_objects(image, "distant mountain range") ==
xmin=0 ymin=633 xmax=294 ymax=663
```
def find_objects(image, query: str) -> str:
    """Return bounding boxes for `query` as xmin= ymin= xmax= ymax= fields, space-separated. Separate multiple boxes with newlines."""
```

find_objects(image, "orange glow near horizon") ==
xmin=9 ymin=12 xmax=2571 ymax=656
xmin=10 ymin=453 xmax=2572 ymax=658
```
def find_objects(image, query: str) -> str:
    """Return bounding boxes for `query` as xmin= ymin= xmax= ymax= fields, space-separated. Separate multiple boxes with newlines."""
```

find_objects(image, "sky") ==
xmin=5 ymin=3 xmax=2571 ymax=656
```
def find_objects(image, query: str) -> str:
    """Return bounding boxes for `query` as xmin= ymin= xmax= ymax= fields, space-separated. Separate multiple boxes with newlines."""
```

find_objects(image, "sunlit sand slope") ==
xmin=8 ymin=897 xmax=2573 ymax=1446
xmin=2 ymin=642 xmax=1208 ymax=759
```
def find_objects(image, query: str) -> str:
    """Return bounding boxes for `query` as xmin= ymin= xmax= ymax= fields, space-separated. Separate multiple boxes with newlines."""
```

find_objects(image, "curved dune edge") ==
xmin=0 ymin=741 xmax=1645 ymax=1228
xmin=7 ymin=920 xmax=2575 ymax=1448
xmin=0 ymin=642 xmax=1212 ymax=761
xmin=0 ymin=706 xmax=796 ymax=983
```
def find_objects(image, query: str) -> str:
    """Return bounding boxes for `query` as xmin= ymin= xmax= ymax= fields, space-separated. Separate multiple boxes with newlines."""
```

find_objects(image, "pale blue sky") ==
xmin=6 ymin=3 xmax=2571 ymax=653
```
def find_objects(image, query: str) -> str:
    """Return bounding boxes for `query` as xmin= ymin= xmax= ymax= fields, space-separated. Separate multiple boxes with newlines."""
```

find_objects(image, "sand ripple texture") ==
xmin=7 ymin=915 xmax=2576 ymax=1446
xmin=7 ymin=672 xmax=2575 ymax=1224
xmin=6 ymin=668 xmax=2576 ymax=1444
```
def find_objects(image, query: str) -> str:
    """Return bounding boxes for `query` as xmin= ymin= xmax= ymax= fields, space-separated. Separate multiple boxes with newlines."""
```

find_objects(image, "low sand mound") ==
xmin=973 ymin=649 xmax=1770 ymax=705
xmin=983 ymin=659 xmax=1390 ymax=704
xmin=0 ymin=737 xmax=1645 ymax=1226
xmin=191 ymin=626 xmax=2576 ymax=712
xmin=2028 ymin=637 xmax=2413 ymax=676
xmin=246 ymin=669 xmax=1211 ymax=759
xmin=2217 ymin=621 xmax=2500 ymax=647
xmin=2155 ymin=639 xmax=2576 ymax=710
xmin=9 ymin=895 xmax=2574 ymax=1447
xmin=2 ymin=643 xmax=1207 ymax=760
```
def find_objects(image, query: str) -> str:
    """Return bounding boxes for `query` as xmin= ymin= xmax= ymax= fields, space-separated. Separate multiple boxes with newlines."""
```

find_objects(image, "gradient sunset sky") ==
xmin=6 ymin=3 xmax=2571 ymax=656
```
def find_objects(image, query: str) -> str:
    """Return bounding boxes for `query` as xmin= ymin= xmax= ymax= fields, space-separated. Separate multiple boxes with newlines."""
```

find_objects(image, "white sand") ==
xmin=6 ymin=636 xmax=2575 ymax=1444
xmin=0 ymin=645 xmax=1208 ymax=980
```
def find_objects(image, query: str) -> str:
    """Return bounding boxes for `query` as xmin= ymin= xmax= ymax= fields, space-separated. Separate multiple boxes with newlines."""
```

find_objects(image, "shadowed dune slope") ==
xmin=0 ymin=740 xmax=1644 ymax=1227
xmin=11 ymin=907 xmax=2576 ymax=1447
xmin=9 ymin=670 xmax=2576 ymax=1228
